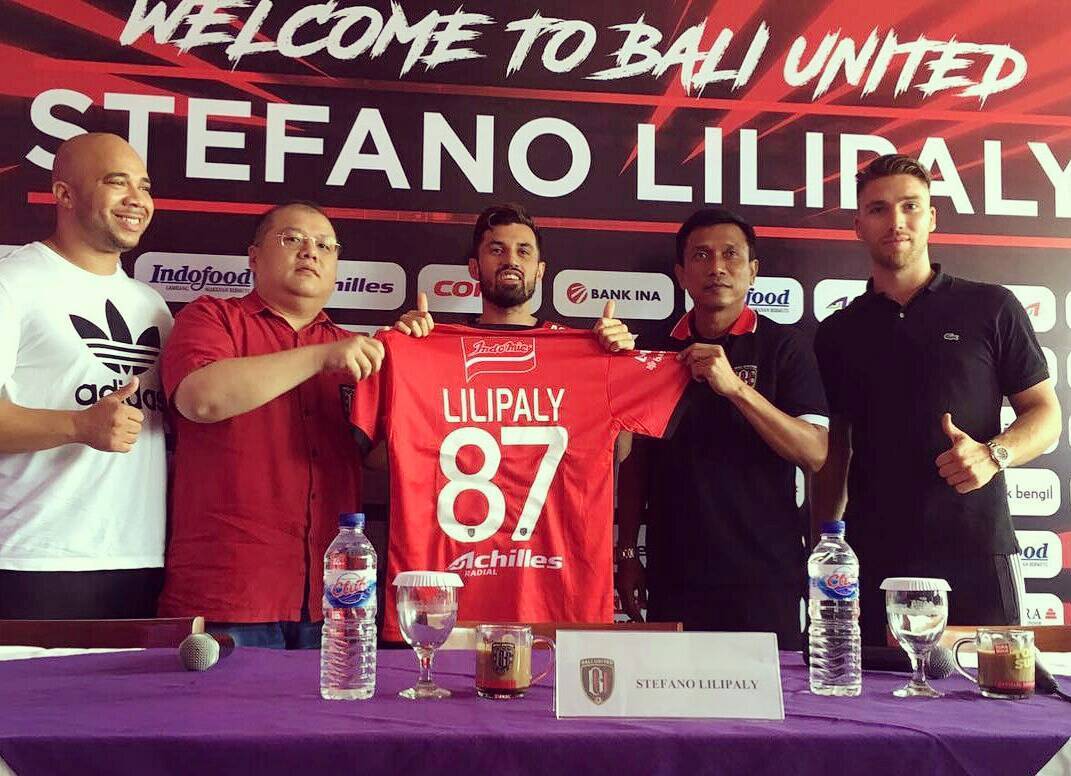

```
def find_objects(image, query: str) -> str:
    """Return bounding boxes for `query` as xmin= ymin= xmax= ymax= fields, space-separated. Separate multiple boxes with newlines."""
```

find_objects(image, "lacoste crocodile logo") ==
xmin=69 ymin=300 xmax=161 ymax=376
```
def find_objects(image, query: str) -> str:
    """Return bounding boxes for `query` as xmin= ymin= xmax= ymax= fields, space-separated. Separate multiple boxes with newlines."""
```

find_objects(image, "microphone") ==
xmin=862 ymin=645 xmax=955 ymax=679
xmin=178 ymin=632 xmax=235 ymax=671
xmin=802 ymin=640 xmax=955 ymax=679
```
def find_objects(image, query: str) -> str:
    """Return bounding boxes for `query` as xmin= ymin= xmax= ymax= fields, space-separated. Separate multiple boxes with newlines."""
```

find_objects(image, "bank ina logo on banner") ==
xmin=580 ymin=658 xmax=615 ymax=705
xmin=554 ymin=270 xmax=674 ymax=320
xmin=70 ymin=300 xmax=161 ymax=377
xmin=461 ymin=337 xmax=536 ymax=381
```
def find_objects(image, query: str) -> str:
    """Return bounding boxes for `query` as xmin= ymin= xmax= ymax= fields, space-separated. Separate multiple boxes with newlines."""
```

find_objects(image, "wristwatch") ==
xmin=616 ymin=546 xmax=637 ymax=561
xmin=986 ymin=440 xmax=1012 ymax=470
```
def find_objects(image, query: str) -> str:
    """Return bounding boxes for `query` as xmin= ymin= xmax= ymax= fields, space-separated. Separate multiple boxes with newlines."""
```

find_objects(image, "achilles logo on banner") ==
xmin=1001 ymin=406 xmax=1057 ymax=455
xmin=1004 ymin=284 xmax=1056 ymax=333
xmin=417 ymin=263 xmax=543 ymax=315
xmin=812 ymin=279 xmax=867 ymax=322
xmin=1004 ymin=468 xmax=1060 ymax=517
xmin=1015 ymin=530 xmax=1063 ymax=579
xmin=327 ymin=261 xmax=406 ymax=311
xmin=553 ymin=270 xmax=674 ymax=320
xmin=134 ymin=253 xmax=251 ymax=302
xmin=684 ymin=276 xmax=804 ymax=324
xmin=1022 ymin=593 xmax=1066 ymax=626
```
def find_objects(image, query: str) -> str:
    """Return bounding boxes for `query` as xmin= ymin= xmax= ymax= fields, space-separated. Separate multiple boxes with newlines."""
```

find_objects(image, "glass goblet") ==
xmin=881 ymin=577 xmax=951 ymax=698
xmin=393 ymin=571 xmax=464 ymax=700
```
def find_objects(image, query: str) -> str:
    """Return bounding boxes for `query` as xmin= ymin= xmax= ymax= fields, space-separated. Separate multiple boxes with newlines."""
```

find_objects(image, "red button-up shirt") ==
xmin=157 ymin=293 xmax=362 ymax=622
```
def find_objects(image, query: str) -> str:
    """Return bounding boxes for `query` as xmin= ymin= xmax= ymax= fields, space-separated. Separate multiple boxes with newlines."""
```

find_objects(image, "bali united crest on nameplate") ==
xmin=580 ymin=657 xmax=615 ymax=705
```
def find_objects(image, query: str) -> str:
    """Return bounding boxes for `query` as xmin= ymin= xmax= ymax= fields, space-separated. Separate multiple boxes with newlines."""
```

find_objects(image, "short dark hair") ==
xmin=252 ymin=200 xmax=331 ymax=245
xmin=856 ymin=154 xmax=931 ymax=198
xmin=675 ymin=208 xmax=757 ymax=265
xmin=471 ymin=203 xmax=543 ymax=260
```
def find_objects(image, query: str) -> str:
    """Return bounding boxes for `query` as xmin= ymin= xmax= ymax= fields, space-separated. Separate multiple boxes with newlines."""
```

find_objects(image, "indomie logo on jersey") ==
xmin=461 ymin=337 xmax=537 ymax=382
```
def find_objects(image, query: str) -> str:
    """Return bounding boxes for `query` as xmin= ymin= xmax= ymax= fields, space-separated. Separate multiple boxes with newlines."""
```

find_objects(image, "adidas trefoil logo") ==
xmin=70 ymin=300 xmax=161 ymax=376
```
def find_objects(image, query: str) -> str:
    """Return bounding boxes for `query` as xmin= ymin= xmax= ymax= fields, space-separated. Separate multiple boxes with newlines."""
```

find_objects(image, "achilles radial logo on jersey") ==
xmin=447 ymin=547 xmax=564 ymax=577
xmin=461 ymin=337 xmax=536 ymax=381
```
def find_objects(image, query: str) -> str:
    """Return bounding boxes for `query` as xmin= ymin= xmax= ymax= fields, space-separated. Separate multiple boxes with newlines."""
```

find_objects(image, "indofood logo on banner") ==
xmin=1015 ymin=530 xmax=1064 ymax=579
xmin=134 ymin=253 xmax=251 ymax=302
xmin=418 ymin=263 xmax=543 ymax=315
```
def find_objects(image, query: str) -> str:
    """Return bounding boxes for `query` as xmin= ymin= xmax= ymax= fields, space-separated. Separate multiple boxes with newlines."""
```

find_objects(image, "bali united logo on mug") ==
xmin=490 ymin=641 xmax=515 ymax=674
xmin=580 ymin=657 xmax=615 ymax=705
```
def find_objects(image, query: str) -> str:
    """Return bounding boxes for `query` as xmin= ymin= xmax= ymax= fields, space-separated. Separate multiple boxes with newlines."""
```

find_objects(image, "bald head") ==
xmin=51 ymin=132 xmax=154 ymax=256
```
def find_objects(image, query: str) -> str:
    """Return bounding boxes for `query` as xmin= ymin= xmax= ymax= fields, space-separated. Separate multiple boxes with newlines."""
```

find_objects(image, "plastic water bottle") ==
xmin=320 ymin=512 xmax=377 ymax=700
xmin=808 ymin=520 xmax=861 ymax=696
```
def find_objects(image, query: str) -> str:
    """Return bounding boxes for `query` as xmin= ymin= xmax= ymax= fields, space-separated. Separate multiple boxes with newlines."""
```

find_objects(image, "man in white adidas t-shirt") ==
xmin=0 ymin=132 xmax=172 ymax=618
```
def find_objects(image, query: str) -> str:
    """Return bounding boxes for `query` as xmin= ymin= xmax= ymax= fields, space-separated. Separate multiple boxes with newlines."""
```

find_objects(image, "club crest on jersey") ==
xmin=461 ymin=337 xmax=536 ymax=382
xmin=734 ymin=365 xmax=758 ymax=386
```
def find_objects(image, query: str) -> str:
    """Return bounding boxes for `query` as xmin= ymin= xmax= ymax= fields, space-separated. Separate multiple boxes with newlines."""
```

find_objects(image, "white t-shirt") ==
xmin=0 ymin=242 xmax=172 ymax=571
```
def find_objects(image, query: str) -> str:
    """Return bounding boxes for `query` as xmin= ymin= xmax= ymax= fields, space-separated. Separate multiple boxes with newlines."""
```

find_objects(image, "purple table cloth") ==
xmin=0 ymin=647 xmax=1067 ymax=775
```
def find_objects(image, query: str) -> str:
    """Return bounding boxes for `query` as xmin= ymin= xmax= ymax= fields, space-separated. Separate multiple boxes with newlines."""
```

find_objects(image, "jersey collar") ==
xmin=669 ymin=306 xmax=758 ymax=341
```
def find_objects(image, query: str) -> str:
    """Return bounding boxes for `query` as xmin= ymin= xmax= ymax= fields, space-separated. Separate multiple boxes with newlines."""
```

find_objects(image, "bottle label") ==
xmin=324 ymin=569 xmax=376 ymax=608
xmin=810 ymin=565 xmax=858 ymax=601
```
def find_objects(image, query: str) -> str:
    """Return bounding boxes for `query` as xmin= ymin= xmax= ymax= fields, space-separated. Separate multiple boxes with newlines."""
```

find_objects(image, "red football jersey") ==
xmin=351 ymin=323 xmax=689 ymax=640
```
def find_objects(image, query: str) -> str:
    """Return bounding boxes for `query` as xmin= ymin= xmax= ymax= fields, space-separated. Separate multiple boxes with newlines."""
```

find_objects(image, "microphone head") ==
xmin=179 ymin=633 xmax=220 ymax=671
xmin=925 ymin=645 xmax=955 ymax=679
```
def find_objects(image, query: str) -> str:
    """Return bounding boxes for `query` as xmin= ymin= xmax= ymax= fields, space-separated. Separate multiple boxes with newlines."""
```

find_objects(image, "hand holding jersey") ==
xmin=318 ymin=335 xmax=385 ymax=381
xmin=593 ymin=300 xmax=637 ymax=353
xmin=393 ymin=291 xmax=434 ymax=338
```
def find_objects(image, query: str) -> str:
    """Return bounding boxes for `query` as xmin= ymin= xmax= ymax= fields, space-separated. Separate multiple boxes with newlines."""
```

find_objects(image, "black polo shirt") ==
xmin=643 ymin=308 xmax=829 ymax=598
xmin=813 ymin=265 xmax=1048 ymax=571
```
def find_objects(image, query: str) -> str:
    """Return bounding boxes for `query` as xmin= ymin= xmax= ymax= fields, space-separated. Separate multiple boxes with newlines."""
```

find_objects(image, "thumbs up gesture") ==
xmin=593 ymin=300 xmax=638 ymax=353
xmin=393 ymin=291 xmax=435 ymax=338
xmin=934 ymin=412 xmax=1000 ymax=494
xmin=73 ymin=377 xmax=145 ymax=453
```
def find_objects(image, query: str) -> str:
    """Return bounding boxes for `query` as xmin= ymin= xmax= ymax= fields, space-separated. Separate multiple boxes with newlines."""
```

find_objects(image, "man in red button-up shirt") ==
xmin=158 ymin=201 xmax=384 ymax=648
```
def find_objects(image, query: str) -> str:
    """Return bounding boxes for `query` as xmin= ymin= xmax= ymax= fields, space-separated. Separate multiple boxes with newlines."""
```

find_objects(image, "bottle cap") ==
xmin=880 ymin=577 xmax=951 ymax=592
xmin=393 ymin=571 xmax=464 ymax=588
xmin=820 ymin=520 xmax=845 ymax=535
xmin=339 ymin=512 xmax=365 ymax=529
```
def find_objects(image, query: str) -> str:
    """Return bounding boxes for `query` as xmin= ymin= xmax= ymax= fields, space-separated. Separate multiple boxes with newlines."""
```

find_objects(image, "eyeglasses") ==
xmin=273 ymin=230 xmax=342 ymax=257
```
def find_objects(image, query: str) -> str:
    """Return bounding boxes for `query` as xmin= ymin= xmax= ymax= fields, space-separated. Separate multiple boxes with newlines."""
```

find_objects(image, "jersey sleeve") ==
xmin=0 ymin=279 xmax=19 ymax=386
xmin=349 ymin=332 xmax=392 ymax=455
xmin=995 ymin=291 xmax=1049 ymax=396
xmin=607 ymin=349 xmax=691 ymax=438
xmin=159 ymin=297 xmax=238 ymax=399
xmin=775 ymin=330 xmax=829 ymax=427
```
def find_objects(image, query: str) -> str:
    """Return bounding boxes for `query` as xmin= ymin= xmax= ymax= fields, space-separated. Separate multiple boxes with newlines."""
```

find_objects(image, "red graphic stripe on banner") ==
xmin=24 ymin=192 xmax=1071 ymax=249
xmin=34 ymin=59 xmax=1071 ymax=129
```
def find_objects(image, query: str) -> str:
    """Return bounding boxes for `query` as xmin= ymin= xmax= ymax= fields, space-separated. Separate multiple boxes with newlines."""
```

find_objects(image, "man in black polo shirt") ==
xmin=616 ymin=208 xmax=829 ymax=650
xmin=812 ymin=154 xmax=1061 ymax=647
